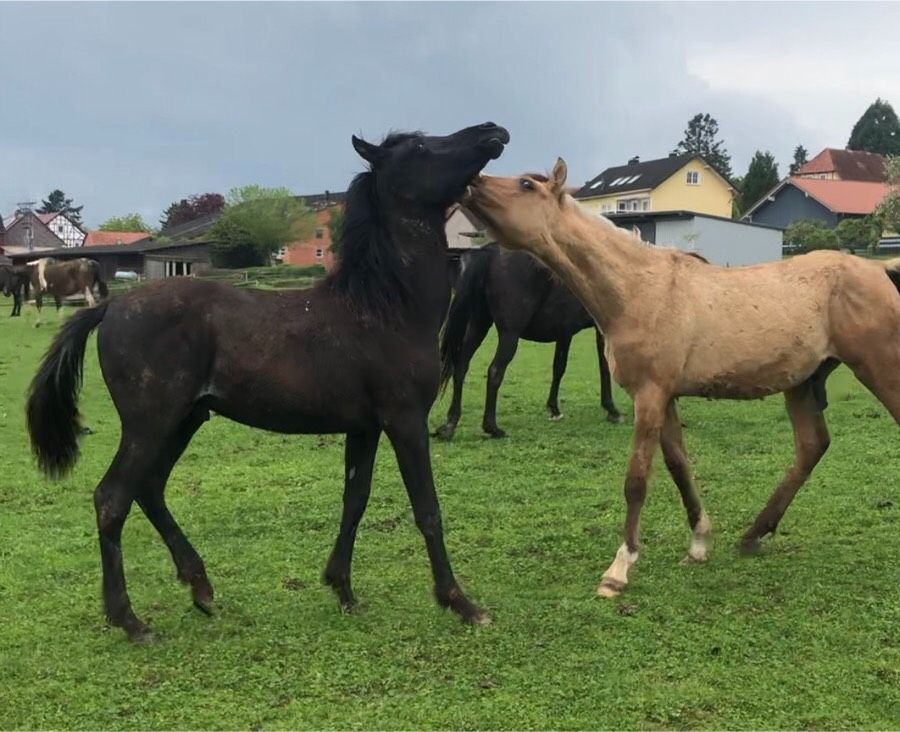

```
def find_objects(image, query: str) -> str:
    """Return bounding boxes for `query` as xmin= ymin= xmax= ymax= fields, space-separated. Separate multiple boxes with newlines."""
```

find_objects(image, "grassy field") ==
xmin=1 ymin=305 xmax=898 ymax=730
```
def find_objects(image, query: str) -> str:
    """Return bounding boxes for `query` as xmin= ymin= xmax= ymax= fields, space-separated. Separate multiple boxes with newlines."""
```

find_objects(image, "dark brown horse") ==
xmin=435 ymin=243 xmax=620 ymax=440
xmin=27 ymin=122 xmax=509 ymax=642
xmin=0 ymin=265 xmax=31 ymax=316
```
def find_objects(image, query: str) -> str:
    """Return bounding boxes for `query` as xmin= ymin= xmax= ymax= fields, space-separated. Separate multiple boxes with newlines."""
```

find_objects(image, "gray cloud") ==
xmin=1 ymin=2 xmax=896 ymax=227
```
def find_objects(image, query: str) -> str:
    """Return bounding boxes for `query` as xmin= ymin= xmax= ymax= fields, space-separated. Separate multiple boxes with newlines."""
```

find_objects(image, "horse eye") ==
xmin=519 ymin=178 xmax=534 ymax=191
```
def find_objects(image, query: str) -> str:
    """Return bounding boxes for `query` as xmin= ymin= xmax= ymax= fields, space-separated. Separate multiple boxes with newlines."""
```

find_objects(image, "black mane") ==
xmin=325 ymin=169 xmax=412 ymax=318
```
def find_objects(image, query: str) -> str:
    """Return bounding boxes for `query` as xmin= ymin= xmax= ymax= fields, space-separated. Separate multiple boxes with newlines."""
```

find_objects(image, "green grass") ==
xmin=1 ymin=308 xmax=898 ymax=730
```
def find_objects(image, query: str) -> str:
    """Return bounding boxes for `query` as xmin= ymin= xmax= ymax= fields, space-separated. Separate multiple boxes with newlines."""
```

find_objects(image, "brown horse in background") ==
xmin=27 ymin=257 xmax=109 ymax=319
xmin=465 ymin=159 xmax=900 ymax=599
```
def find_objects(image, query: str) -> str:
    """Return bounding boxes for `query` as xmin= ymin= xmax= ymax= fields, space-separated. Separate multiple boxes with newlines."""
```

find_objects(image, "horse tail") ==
xmin=91 ymin=260 xmax=109 ymax=298
xmin=27 ymin=301 xmax=110 ymax=478
xmin=439 ymin=245 xmax=495 ymax=390
xmin=884 ymin=258 xmax=900 ymax=295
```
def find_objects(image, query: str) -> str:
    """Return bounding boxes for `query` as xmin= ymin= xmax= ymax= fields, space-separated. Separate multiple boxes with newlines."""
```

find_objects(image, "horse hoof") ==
xmin=606 ymin=412 xmax=623 ymax=424
xmin=432 ymin=424 xmax=455 ymax=441
xmin=548 ymin=413 xmax=564 ymax=422
xmin=485 ymin=428 xmax=506 ymax=439
xmin=738 ymin=538 xmax=762 ymax=556
xmin=123 ymin=621 xmax=156 ymax=644
xmin=597 ymin=579 xmax=624 ymax=598
xmin=470 ymin=610 xmax=492 ymax=626
xmin=191 ymin=584 xmax=216 ymax=615
xmin=681 ymin=550 xmax=708 ymax=565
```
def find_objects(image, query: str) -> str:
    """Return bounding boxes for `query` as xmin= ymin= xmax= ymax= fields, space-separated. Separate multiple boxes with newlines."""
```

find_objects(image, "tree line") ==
xmin=23 ymin=97 xmax=900 ymax=267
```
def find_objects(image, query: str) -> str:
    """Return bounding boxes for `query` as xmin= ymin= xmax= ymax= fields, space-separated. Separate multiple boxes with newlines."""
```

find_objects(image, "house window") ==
xmin=315 ymin=248 xmax=324 ymax=259
xmin=315 ymin=228 xmax=324 ymax=239
xmin=617 ymin=197 xmax=650 ymax=212
xmin=57 ymin=224 xmax=64 ymax=233
xmin=686 ymin=171 xmax=700 ymax=185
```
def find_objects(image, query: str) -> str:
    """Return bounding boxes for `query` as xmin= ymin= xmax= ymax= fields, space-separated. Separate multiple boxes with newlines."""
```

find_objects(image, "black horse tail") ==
xmin=885 ymin=258 xmax=900 ymax=295
xmin=92 ymin=260 xmax=109 ymax=299
xmin=27 ymin=301 xmax=109 ymax=478
xmin=439 ymin=245 xmax=495 ymax=390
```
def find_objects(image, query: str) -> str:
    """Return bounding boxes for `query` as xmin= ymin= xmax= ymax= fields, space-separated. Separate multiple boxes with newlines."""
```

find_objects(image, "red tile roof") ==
xmin=83 ymin=230 xmax=151 ymax=246
xmin=35 ymin=212 xmax=59 ymax=224
xmin=789 ymin=177 xmax=889 ymax=215
xmin=796 ymin=148 xmax=886 ymax=182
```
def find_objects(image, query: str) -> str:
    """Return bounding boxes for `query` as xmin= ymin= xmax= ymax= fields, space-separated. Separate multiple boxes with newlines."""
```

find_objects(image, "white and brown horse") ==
xmin=27 ymin=257 xmax=109 ymax=319
xmin=465 ymin=159 xmax=900 ymax=598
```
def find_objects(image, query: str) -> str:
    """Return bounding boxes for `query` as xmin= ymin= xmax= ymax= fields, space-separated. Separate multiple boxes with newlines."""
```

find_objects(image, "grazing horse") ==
xmin=434 ymin=242 xmax=620 ymax=440
xmin=27 ymin=122 xmax=509 ymax=641
xmin=0 ymin=265 xmax=31 ymax=316
xmin=465 ymin=159 xmax=900 ymax=598
xmin=28 ymin=257 xmax=108 ymax=315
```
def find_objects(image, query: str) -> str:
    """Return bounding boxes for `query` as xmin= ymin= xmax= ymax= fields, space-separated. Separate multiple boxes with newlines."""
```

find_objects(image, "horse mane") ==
xmin=324 ymin=167 xmax=412 ymax=318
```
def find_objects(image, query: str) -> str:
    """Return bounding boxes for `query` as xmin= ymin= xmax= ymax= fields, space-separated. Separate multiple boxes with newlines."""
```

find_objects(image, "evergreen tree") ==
xmin=673 ymin=113 xmax=733 ymax=180
xmin=37 ymin=189 xmax=84 ymax=225
xmin=847 ymin=98 xmax=900 ymax=155
xmin=739 ymin=151 xmax=780 ymax=215
xmin=789 ymin=145 xmax=809 ymax=175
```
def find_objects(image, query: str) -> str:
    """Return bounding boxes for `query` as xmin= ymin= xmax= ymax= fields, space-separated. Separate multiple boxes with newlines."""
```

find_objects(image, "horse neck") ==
xmin=383 ymin=207 xmax=452 ymax=331
xmin=532 ymin=209 xmax=657 ymax=333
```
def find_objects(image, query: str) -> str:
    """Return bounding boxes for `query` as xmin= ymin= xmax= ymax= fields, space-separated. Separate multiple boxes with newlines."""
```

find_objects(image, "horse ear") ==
xmin=352 ymin=135 xmax=383 ymax=165
xmin=551 ymin=158 xmax=568 ymax=195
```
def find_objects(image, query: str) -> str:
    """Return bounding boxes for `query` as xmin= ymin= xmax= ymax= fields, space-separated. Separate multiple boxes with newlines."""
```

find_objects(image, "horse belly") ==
xmin=679 ymin=336 xmax=828 ymax=399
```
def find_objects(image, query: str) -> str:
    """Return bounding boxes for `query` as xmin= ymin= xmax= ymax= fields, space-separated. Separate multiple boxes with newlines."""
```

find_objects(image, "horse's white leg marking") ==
xmin=597 ymin=542 xmax=638 ymax=598
xmin=85 ymin=286 xmax=96 ymax=307
xmin=686 ymin=511 xmax=712 ymax=563
xmin=37 ymin=259 xmax=48 ymax=291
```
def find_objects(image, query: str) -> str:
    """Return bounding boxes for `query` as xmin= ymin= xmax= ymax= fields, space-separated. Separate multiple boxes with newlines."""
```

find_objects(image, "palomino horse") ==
xmin=435 ymin=242 xmax=620 ymax=440
xmin=465 ymin=159 xmax=900 ymax=598
xmin=27 ymin=123 xmax=509 ymax=641
xmin=27 ymin=257 xmax=109 ymax=317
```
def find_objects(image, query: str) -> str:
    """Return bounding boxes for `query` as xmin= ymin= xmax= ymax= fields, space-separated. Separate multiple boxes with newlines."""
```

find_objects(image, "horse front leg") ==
xmin=598 ymin=386 xmax=667 ymax=598
xmin=84 ymin=286 xmax=97 ymax=308
xmin=385 ymin=412 xmax=488 ymax=624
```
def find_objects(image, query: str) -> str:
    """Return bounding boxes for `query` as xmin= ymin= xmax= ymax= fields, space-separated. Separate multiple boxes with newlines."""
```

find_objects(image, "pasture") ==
xmin=1 ymin=309 xmax=898 ymax=729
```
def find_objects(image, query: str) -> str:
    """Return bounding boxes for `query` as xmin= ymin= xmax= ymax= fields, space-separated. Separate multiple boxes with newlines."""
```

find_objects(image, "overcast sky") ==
xmin=2 ymin=1 xmax=899 ymax=228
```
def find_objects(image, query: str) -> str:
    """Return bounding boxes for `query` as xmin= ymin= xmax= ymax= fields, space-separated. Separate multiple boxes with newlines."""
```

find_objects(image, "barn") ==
xmin=607 ymin=210 xmax=783 ymax=265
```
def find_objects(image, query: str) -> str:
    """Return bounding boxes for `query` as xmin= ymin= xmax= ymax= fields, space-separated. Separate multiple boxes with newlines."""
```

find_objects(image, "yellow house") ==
xmin=573 ymin=153 xmax=735 ymax=218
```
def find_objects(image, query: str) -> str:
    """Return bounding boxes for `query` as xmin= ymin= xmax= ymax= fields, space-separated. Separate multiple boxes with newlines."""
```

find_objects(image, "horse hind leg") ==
xmin=434 ymin=315 xmax=491 ymax=441
xmin=135 ymin=407 xmax=215 ymax=615
xmin=849 ymin=347 xmax=900 ymax=425
xmin=482 ymin=330 xmax=519 ymax=438
xmin=740 ymin=385 xmax=830 ymax=553
xmin=84 ymin=286 xmax=96 ymax=308
xmin=546 ymin=336 xmax=571 ymax=420
xmin=94 ymin=432 xmax=162 ymax=642
xmin=660 ymin=400 xmax=711 ymax=562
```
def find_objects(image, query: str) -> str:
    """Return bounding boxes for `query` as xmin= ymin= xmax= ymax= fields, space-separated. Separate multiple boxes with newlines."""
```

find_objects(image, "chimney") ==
xmin=628 ymin=156 xmax=640 ymax=165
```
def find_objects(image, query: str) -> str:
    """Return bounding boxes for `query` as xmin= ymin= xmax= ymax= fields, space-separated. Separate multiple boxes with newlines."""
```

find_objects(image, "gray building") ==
xmin=608 ymin=210 xmax=783 ymax=266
